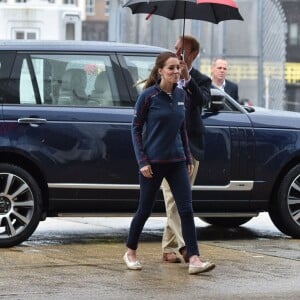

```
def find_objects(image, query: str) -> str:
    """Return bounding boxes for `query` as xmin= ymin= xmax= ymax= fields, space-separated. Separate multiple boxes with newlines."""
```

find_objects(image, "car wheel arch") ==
xmin=269 ymin=157 xmax=300 ymax=203
xmin=269 ymin=160 xmax=300 ymax=238
xmin=0 ymin=151 xmax=48 ymax=212
xmin=0 ymin=163 xmax=44 ymax=247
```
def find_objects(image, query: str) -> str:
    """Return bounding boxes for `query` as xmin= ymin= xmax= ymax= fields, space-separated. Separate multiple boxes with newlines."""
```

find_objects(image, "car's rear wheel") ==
xmin=199 ymin=217 xmax=252 ymax=227
xmin=0 ymin=163 xmax=42 ymax=247
xmin=269 ymin=164 xmax=300 ymax=238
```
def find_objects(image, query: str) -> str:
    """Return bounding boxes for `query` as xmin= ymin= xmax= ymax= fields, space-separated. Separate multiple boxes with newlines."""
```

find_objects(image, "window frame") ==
xmin=86 ymin=0 xmax=95 ymax=15
xmin=6 ymin=51 xmax=130 ymax=107
xmin=12 ymin=28 xmax=39 ymax=40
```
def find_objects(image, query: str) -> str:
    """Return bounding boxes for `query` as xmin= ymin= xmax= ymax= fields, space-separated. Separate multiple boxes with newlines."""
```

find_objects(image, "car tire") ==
xmin=0 ymin=163 xmax=42 ymax=247
xmin=269 ymin=164 xmax=300 ymax=238
xmin=199 ymin=217 xmax=252 ymax=227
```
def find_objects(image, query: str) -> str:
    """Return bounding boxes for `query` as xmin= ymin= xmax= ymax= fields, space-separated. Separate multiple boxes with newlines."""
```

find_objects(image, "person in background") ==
xmin=124 ymin=51 xmax=215 ymax=275
xmin=211 ymin=58 xmax=239 ymax=102
xmin=161 ymin=35 xmax=211 ymax=264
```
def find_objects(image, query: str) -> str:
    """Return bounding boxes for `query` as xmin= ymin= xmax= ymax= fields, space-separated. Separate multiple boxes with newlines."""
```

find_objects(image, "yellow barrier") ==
xmin=199 ymin=59 xmax=300 ymax=84
xmin=285 ymin=63 xmax=300 ymax=84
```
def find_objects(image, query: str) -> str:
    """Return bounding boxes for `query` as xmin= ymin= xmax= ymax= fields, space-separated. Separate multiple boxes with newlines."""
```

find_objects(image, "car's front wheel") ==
xmin=0 ymin=163 xmax=42 ymax=247
xmin=199 ymin=217 xmax=252 ymax=227
xmin=269 ymin=164 xmax=300 ymax=238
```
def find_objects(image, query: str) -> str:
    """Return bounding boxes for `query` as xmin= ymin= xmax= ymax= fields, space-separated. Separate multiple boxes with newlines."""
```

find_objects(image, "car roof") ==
xmin=0 ymin=40 xmax=167 ymax=53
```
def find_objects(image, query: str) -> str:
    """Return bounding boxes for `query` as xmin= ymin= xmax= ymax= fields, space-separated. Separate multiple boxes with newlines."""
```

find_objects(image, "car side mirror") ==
xmin=243 ymin=106 xmax=255 ymax=113
xmin=209 ymin=95 xmax=225 ymax=111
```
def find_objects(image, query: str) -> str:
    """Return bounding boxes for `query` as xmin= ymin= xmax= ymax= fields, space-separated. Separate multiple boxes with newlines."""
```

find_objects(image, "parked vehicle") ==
xmin=0 ymin=40 xmax=299 ymax=247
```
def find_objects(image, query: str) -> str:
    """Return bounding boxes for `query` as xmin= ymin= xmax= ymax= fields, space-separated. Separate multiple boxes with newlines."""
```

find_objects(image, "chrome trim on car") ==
xmin=48 ymin=180 xmax=253 ymax=191
xmin=193 ymin=181 xmax=253 ymax=191
xmin=58 ymin=212 xmax=258 ymax=217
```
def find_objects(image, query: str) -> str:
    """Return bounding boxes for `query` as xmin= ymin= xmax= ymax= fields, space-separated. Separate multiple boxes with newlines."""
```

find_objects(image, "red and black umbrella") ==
xmin=123 ymin=0 xmax=244 ymax=53
xmin=123 ymin=0 xmax=243 ymax=24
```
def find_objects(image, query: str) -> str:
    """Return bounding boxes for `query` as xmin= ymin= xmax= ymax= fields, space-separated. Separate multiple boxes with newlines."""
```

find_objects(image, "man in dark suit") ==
xmin=211 ymin=58 xmax=239 ymax=102
xmin=161 ymin=35 xmax=211 ymax=263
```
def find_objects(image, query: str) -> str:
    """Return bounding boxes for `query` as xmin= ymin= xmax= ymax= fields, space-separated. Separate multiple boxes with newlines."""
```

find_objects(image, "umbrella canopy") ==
xmin=123 ymin=0 xmax=244 ymax=24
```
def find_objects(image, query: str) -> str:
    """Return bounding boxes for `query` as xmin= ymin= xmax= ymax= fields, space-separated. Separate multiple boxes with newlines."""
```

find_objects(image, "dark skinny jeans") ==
xmin=126 ymin=161 xmax=200 ymax=258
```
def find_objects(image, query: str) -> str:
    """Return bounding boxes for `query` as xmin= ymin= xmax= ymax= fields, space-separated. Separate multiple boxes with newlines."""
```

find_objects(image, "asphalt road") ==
xmin=0 ymin=213 xmax=299 ymax=300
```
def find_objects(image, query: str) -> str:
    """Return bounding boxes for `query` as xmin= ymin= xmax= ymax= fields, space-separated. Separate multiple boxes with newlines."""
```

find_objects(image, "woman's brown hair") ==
xmin=143 ymin=51 xmax=177 ymax=89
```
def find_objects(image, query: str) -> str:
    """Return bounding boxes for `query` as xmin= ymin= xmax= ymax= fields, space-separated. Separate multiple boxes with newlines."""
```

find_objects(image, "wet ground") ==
xmin=0 ymin=213 xmax=299 ymax=299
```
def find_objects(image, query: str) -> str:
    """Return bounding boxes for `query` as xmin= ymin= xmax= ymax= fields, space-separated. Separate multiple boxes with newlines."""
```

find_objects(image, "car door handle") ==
xmin=17 ymin=118 xmax=47 ymax=126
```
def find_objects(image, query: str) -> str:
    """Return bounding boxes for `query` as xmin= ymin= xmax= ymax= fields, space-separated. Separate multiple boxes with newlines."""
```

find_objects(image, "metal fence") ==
xmin=262 ymin=0 xmax=286 ymax=110
xmin=116 ymin=0 xmax=287 ymax=110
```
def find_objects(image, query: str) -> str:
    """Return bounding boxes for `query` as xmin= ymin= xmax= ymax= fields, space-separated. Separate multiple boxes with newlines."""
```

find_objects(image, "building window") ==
xmin=26 ymin=32 xmax=37 ymax=40
xmin=15 ymin=0 xmax=27 ymax=2
xmin=289 ymin=23 xmax=299 ymax=46
xmin=64 ymin=0 xmax=76 ymax=4
xmin=105 ymin=0 xmax=110 ymax=16
xmin=66 ymin=23 xmax=75 ymax=40
xmin=13 ymin=29 xmax=38 ymax=40
xmin=86 ymin=0 xmax=95 ymax=15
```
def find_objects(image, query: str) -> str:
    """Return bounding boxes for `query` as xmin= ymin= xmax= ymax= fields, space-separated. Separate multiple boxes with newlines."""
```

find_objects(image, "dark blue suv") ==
xmin=0 ymin=40 xmax=299 ymax=247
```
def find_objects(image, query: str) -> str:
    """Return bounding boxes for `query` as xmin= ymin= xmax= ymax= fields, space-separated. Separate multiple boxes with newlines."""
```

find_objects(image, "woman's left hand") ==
xmin=187 ymin=164 xmax=194 ymax=176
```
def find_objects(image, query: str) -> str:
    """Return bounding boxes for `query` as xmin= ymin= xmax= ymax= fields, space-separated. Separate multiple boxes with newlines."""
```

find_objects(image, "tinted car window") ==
xmin=9 ymin=53 xmax=121 ymax=107
xmin=0 ymin=53 xmax=16 ymax=103
xmin=123 ymin=55 xmax=155 ymax=94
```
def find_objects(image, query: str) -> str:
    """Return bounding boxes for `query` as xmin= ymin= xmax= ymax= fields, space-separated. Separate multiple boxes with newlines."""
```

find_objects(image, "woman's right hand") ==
xmin=140 ymin=165 xmax=153 ymax=178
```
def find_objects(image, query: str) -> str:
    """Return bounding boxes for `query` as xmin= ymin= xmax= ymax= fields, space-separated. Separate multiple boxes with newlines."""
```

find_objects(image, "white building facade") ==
xmin=0 ymin=0 xmax=86 ymax=40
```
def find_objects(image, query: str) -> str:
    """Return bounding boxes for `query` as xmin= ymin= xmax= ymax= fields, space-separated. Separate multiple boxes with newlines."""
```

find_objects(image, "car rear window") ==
xmin=7 ymin=53 xmax=121 ymax=107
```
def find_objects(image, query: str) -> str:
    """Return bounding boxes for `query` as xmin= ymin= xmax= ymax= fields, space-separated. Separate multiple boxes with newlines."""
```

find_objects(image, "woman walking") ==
xmin=124 ymin=52 xmax=215 ymax=275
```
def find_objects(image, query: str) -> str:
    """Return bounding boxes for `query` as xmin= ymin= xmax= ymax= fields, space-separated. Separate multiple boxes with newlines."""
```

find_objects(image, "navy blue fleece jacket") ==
xmin=131 ymin=83 xmax=193 ymax=169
